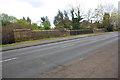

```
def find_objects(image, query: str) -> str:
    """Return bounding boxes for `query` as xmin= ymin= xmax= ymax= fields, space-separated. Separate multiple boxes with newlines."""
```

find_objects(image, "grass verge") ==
xmin=1 ymin=32 xmax=108 ymax=47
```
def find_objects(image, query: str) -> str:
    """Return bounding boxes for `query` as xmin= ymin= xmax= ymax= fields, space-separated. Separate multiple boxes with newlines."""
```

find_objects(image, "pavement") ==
xmin=2 ymin=32 xmax=118 ymax=78
xmin=2 ymin=33 xmax=108 ymax=51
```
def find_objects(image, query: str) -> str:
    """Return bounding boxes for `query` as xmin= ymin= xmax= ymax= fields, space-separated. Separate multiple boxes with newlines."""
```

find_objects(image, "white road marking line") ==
xmin=0 ymin=57 xmax=17 ymax=63
xmin=42 ymin=62 xmax=46 ymax=64
xmin=62 ymin=44 xmax=75 ymax=48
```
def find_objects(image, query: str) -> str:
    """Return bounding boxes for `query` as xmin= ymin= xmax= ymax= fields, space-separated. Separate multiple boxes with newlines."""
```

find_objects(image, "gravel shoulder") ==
xmin=39 ymin=41 xmax=118 ymax=78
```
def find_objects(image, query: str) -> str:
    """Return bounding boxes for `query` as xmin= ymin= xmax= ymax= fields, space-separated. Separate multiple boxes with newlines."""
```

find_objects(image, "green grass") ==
xmin=1 ymin=32 xmax=108 ymax=47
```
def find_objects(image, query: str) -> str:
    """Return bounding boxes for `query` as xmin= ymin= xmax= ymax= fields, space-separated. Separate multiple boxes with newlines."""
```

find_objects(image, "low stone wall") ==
xmin=93 ymin=29 xmax=105 ymax=33
xmin=2 ymin=29 xmax=105 ymax=44
xmin=2 ymin=27 xmax=15 ymax=44
xmin=14 ymin=29 xmax=70 ymax=42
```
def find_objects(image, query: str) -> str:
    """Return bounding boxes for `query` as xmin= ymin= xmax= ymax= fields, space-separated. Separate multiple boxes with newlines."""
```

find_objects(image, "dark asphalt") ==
xmin=2 ymin=32 xmax=118 ymax=78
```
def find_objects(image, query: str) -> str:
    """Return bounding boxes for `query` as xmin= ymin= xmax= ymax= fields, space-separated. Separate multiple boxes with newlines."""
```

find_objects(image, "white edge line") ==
xmin=0 ymin=57 xmax=17 ymax=63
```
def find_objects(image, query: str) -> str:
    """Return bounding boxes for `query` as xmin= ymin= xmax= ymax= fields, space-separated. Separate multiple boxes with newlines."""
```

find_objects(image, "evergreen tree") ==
xmin=27 ymin=17 xmax=31 ymax=24
xmin=70 ymin=7 xmax=83 ymax=30
xmin=41 ymin=16 xmax=51 ymax=30
xmin=53 ymin=10 xmax=71 ymax=29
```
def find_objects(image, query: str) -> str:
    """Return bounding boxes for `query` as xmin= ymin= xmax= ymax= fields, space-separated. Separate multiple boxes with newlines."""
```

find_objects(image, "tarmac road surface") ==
xmin=2 ymin=32 xmax=118 ymax=78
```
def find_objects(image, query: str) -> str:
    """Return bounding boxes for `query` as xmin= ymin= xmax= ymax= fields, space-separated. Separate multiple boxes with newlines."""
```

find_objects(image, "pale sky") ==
xmin=0 ymin=0 xmax=119 ymax=27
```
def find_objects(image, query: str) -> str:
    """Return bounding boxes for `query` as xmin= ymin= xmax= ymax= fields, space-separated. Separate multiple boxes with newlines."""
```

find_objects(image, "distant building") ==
xmin=80 ymin=20 xmax=93 ymax=29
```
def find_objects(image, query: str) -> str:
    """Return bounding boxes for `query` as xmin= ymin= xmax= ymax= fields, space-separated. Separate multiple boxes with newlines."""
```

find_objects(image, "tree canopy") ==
xmin=0 ymin=3 xmax=118 ymax=31
xmin=41 ymin=16 xmax=51 ymax=30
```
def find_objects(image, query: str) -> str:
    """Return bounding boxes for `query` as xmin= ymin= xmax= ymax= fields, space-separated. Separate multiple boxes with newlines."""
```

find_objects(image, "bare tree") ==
xmin=110 ymin=12 xmax=118 ymax=27
xmin=93 ymin=4 xmax=104 ymax=22
xmin=85 ymin=8 xmax=94 ymax=22
xmin=93 ymin=3 xmax=116 ymax=22
xmin=104 ymin=3 xmax=116 ymax=14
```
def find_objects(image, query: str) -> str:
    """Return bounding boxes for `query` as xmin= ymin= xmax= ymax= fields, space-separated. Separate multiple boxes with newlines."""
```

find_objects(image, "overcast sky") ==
xmin=0 ymin=0 xmax=119 ymax=26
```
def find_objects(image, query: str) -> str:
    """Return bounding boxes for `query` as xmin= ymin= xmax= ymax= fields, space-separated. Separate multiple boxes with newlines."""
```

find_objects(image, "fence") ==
xmin=70 ymin=30 xmax=93 ymax=35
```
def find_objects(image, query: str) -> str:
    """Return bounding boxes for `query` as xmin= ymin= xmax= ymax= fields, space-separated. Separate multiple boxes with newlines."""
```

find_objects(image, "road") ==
xmin=2 ymin=32 xmax=118 ymax=78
